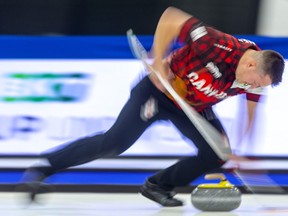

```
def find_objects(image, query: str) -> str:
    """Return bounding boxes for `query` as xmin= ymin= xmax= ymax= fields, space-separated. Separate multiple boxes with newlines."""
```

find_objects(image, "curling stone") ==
xmin=191 ymin=173 xmax=241 ymax=212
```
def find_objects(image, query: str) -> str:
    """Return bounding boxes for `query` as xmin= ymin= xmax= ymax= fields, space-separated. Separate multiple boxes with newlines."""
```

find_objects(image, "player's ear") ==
xmin=247 ymin=60 xmax=257 ymax=69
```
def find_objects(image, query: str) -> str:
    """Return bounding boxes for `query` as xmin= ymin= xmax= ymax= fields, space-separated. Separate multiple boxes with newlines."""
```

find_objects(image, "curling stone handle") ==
xmin=205 ymin=173 xmax=226 ymax=181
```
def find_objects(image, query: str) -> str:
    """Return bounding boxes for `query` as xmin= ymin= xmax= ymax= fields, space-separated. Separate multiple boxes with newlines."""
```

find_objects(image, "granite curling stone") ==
xmin=191 ymin=173 xmax=241 ymax=211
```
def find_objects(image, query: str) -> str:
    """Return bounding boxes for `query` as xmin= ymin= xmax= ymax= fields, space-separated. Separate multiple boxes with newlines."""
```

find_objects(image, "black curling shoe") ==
xmin=140 ymin=179 xmax=184 ymax=207
xmin=16 ymin=167 xmax=53 ymax=204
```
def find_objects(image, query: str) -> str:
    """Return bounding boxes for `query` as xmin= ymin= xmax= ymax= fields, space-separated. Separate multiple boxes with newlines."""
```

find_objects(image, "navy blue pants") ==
xmin=44 ymin=76 xmax=227 ymax=190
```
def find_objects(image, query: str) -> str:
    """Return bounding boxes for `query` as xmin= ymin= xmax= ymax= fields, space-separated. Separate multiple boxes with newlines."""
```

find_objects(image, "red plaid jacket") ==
xmin=167 ymin=17 xmax=262 ymax=111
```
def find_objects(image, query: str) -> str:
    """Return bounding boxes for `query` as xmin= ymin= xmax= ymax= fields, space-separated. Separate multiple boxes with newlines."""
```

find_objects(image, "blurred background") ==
xmin=0 ymin=0 xmax=286 ymax=36
xmin=0 ymin=0 xmax=287 ymax=192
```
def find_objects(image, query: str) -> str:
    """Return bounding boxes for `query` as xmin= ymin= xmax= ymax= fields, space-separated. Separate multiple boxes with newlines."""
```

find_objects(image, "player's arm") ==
xmin=236 ymin=93 xmax=261 ymax=152
xmin=246 ymin=100 xmax=257 ymax=133
xmin=245 ymin=89 xmax=263 ymax=134
xmin=149 ymin=7 xmax=192 ymax=91
xmin=152 ymin=7 xmax=191 ymax=62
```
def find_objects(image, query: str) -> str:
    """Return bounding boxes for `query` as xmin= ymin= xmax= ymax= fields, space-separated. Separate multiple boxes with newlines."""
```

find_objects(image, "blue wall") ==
xmin=0 ymin=35 xmax=287 ymax=59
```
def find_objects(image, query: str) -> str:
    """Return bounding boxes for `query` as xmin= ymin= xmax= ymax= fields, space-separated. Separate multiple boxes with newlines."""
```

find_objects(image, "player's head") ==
xmin=235 ymin=49 xmax=285 ymax=89
xmin=258 ymin=50 xmax=285 ymax=87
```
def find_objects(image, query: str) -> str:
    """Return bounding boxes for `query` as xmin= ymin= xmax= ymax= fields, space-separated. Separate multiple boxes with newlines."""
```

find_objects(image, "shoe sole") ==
xmin=15 ymin=183 xmax=54 ymax=204
xmin=139 ymin=187 xmax=183 ymax=207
